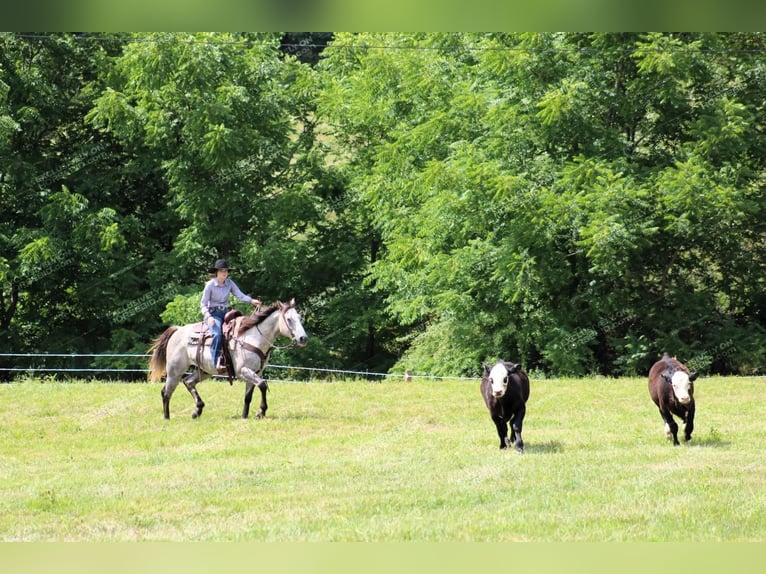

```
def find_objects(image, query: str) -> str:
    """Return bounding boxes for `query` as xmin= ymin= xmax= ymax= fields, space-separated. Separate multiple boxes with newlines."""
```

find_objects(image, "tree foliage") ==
xmin=317 ymin=32 xmax=766 ymax=376
xmin=2 ymin=32 xmax=765 ymax=379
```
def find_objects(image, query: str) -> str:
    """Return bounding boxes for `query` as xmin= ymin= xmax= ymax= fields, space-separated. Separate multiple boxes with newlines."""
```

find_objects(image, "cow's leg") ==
xmin=660 ymin=410 xmax=680 ymax=445
xmin=492 ymin=415 xmax=509 ymax=449
xmin=511 ymin=406 xmax=526 ymax=452
xmin=683 ymin=405 xmax=695 ymax=442
xmin=240 ymin=366 xmax=268 ymax=419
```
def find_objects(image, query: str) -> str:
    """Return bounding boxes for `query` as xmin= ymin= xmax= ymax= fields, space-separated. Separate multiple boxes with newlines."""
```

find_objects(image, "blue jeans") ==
xmin=208 ymin=309 xmax=226 ymax=366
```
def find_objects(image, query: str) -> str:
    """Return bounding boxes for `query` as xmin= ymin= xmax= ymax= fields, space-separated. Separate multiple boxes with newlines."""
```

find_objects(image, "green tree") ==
xmin=318 ymin=32 xmax=766 ymax=376
xmin=88 ymin=33 xmax=392 ymax=375
xmin=0 ymin=33 xmax=169 ymax=376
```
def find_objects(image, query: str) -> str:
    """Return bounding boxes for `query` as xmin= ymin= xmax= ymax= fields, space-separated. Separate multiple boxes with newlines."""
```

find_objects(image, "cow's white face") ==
xmin=670 ymin=371 xmax=693 ymax=404
xmin=489 ymin=363 xmax=511 ymax=398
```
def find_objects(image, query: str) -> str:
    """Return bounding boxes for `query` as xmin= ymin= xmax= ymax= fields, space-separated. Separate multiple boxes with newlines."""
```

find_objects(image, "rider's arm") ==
xmin=200 ymin=281 xmax=214 ymax=322
xmin=228 ymin=279 xmax=254 ymax=304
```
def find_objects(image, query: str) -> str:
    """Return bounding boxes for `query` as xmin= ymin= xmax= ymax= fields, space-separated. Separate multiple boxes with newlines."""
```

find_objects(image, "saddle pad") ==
xmin=188 ymin=335 xmax=212 ymax=347
xmin=188 ymin=322 xmax=210 ymax=347
xmin=190 ymin=321 xmax=207 ymax=334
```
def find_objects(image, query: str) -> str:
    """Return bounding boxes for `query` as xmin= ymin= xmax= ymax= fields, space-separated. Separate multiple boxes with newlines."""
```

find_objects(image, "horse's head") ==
xmin=279 ymin=298 xmax=308 ymax=346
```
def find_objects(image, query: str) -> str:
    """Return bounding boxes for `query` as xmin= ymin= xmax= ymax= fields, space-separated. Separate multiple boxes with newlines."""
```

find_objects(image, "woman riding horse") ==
xmin=201 ymin=259 xmax=261 ymax=372
xmin=149 ymin=298 xmax=308 ymax=419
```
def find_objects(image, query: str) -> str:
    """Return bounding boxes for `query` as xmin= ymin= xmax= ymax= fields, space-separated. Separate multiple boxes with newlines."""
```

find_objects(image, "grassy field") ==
xmin=0 ymin=375 xmax=764 ymax=541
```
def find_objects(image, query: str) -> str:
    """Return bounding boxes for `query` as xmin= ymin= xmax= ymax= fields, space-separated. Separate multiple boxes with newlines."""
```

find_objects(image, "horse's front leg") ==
xmin=240 ymin=366 xmax=268 ymax=419
xmin=242 ymin=380 xmax=254 ymax=419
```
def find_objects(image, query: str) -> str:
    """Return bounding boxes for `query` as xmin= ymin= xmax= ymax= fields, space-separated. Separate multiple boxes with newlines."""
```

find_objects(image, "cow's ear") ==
xmin=483 ymin=363 xmax=490 ymax=375
xmin=689 ymin=371 xmax=699 ymax=382
xmin=505 ymin=362 xmax=518 ymax=374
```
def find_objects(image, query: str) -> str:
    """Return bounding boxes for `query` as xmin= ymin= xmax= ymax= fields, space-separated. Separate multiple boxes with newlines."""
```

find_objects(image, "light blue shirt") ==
xmin=200 ymin=277 xmax=253 ymax=321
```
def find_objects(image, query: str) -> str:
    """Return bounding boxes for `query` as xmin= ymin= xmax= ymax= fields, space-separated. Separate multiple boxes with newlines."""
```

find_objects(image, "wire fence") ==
xmin=0 ymin=353 xmax=474 ymax=383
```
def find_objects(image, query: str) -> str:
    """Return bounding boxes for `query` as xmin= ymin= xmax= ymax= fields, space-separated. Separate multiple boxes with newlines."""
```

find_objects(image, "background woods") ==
xmin=1 ymin=32 xmax=765 ymax=379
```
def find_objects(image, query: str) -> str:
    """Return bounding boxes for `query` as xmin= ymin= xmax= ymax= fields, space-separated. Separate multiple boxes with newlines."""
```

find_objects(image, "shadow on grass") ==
xmin=526 ymin=440 xmax=564 ymax=454
xmin=689 ymin=433 xmax=730 ymax=449
xmin=251 ymin=411 xmax=329 ymax=421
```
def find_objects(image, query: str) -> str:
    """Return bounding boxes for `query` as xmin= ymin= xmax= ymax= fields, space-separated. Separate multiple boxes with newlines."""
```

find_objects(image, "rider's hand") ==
xmin=207 ymin=317 xmax=215 ymax=326
xmin=252 ymin=298 xmax=262 ymax=307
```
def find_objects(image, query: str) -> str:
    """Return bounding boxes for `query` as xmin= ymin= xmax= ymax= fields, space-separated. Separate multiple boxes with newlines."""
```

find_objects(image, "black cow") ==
xmin=480 ymin=360 xmax=530 ymax=451
xmin=648 ymin=353 xmax=698 ymax=445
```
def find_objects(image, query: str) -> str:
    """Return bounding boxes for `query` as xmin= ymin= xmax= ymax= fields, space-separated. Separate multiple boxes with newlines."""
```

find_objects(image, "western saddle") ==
xmin=188 ymin=308 xmax=244 ymax=384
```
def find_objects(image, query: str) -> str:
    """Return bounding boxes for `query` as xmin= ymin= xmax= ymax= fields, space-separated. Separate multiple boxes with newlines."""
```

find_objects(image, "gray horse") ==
xmin=148 ymin=299 xmax=308 ymax=419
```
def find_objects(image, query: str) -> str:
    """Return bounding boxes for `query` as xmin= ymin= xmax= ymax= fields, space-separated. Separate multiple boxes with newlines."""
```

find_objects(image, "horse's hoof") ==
xmin=191 ymin=411 xmax=199 ymax=419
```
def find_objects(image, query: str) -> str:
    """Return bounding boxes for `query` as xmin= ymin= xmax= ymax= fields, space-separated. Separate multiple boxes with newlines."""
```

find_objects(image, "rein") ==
xmin=235 ymin=304 xmax=298 ymax=361
xmin=269 ymin=339 xmax=297 ymax=352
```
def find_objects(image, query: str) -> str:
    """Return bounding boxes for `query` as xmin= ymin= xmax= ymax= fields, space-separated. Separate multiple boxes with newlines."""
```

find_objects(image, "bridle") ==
xmin=236 ymin=302 xmax=299 ymax=361
xmin=270 ymin=304 xmax=299 ymax=352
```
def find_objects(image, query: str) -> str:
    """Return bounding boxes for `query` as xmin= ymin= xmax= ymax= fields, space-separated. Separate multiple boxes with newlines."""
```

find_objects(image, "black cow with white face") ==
xmin=648 ymin=353 xmax=698 ymax=445
xmin=480 ymin=360 xmax=530 ymax=452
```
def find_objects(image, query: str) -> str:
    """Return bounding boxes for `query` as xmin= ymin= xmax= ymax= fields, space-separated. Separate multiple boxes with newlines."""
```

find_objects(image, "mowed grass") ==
xmin=0 ymin=375 xmax=764 ymax=541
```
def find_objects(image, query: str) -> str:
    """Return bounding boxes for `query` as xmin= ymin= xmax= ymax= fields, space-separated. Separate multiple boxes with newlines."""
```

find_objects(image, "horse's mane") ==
xmin=238 ymin=301 xmax=283 ymax=333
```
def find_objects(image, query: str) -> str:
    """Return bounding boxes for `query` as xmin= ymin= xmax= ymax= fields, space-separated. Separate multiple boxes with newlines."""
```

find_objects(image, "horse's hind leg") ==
xmin=161 ymin=377 xmax=181 ymax=420
xmin=183 ymin=377 xmax=206 ymax=419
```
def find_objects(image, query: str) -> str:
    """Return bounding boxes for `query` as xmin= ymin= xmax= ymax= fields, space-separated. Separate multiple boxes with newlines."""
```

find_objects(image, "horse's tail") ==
xmin=147 ymin=326 xmax=179 ymax=382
